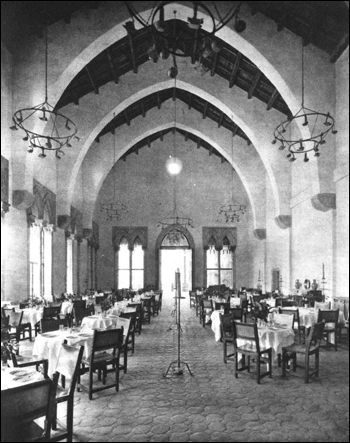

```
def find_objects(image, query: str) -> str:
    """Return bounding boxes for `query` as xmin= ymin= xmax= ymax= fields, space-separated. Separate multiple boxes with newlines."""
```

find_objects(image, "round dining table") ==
xmin=20 ymin=308 xmax=44 ymax=328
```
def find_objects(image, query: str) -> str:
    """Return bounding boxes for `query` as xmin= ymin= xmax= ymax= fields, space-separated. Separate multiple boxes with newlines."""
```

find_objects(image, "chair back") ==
xmin=280 ymin=308 xmax=300 ymax=329
xmin=55 ymin=342 xmax=84 ymax=393
xmin=3 ymin=307 xmax=15 ymax=317
xmin=233 ymin=322 xmax=260 ymax=353
xmin=116 ymin=317 xmax=131 ymax=343
xmin=306 ymin=320 xmax=326 ymax=349
xmin=317 ymin=309 xmax=339 ymax=329
xmin=9 ymin=310 xmax=23 ymax=327
xmin=48 ymin=302 xmax=62 ymax=309
xmin=281 ymin=299 xmax=296 ymax=307
xmin=274 ymin=313 xmax=294 ymax=329
xmin=120 ymin=311 xmax=136 ymax=329
xmin=74 ymin=306 xmax=94 ymax=325
xmin=202 ymin=299 xmax=213 ymax=310
xmin=1 ymin=378 xmax=56 ymax=440
xmin=41 ymin=318 xmax=64 ymax=333
xmin=43 ymin=306 xmax=61 ymax=320
xmin=229 ymin=307 xmax=243 ymax=321
xmin=314 ymin=301 xmax=331 ymax=310
xmin=92 ymin=328 xmax=124 ymax=353
xmin=1 ymin=315 xmax=10 ymax=329
xmin=73 ymin=300 xmax=86 ymax=309
xmin=214 ymin=301 xmax=230 ymax=313
xmin=219 ymin=312 xmax=234 ymax=337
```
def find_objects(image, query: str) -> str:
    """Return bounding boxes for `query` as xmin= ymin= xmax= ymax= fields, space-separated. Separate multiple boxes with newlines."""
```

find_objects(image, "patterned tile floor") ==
xmin=23 ymin=295 xmax=349 ymax=442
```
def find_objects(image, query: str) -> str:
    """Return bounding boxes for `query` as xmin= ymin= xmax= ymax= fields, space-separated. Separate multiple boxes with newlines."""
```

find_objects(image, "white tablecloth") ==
xmin=211 ymin=311 xmax=295 ymax=361
xmin=211 ymin=310 xmax=223 ymax=342
xmin=20 ymin=308 xmax=43 ymax=327
xmin=282 ymin=307 xmax=345 ymax=328
xmin=32 ymin=329 xmax=94 ymax=376
xmin=81 ymin=315 xmax=119 ymax=330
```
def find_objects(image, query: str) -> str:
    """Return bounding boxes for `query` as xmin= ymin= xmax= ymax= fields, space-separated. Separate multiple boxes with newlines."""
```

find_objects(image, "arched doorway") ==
xmin=156 ymin=226 xmax=195 ymax=300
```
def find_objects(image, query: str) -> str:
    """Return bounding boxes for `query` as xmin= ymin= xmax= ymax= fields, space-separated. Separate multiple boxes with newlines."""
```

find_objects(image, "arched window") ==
xmin=29 ymin=204 xmax=53 ymax=298
xmin=206 ymin=236 xmax=233 ymax=287
xmin=131 ymin=237 xmax=144 ymax=290
xmin=118 ymin=237 xmax=130 ymax=289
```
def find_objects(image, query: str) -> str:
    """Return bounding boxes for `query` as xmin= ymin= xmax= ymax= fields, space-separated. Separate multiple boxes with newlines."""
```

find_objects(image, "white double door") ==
xmin=160 ymin=248 xmax=192 ymax=299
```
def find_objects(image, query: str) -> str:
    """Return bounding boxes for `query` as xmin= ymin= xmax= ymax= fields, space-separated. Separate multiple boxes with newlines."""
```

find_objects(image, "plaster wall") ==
xmin=291 ymin=198 xmax=334 ymax=299
xmin=78 ymin=97 xmax=267 ymax=229
xmin=265 ymin=176 xmax=291 ymax=293
xmin=94 ymin=136 xmax=253 ymax=290
xmin=1 ymin=41 xmax=13 ymax=163
xmin=334 ymin=48 xmax=349 ymax=298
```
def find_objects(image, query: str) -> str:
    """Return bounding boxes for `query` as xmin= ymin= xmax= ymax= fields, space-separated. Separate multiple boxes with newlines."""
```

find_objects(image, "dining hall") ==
xmin=1 ymin=1 xmax=349 ymax=442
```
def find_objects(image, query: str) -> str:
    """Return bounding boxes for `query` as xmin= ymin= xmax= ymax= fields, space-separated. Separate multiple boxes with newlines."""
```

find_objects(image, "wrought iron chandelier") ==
xmin=158 ymin=65 xmax=194 ymax=231
xmin=218 ymin=128 xmax=246 ymax=223
xmin=272 ymin=41 xmax=337 ymax=162
xmin=100 ymin=116 xmax=128 ymax=221
xmin=9 ymin=27 xmax=78 ymax=159
xmin=124 ymin=1 xmax=245 ymax=59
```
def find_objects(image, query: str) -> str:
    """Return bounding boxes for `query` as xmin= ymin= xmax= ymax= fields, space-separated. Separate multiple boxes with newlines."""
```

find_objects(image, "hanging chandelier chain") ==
xmin=44 ymin=27 xmax=48 ymax=103
xmin=301 ymin=41 xmax=305 ymax=108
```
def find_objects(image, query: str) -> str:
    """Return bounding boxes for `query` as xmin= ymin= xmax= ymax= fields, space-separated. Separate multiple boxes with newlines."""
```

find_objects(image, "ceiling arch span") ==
xmin=83 ymin=121 xmax=258 ymax=230
xmin=66 ymin=79 xmax=279 ymax=224
xmin=24 ymin=2 xmax=320 ymax=203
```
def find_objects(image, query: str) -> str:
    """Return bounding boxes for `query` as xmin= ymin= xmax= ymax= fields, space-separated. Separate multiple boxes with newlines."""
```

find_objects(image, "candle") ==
xmin=322 ymin=263 xmax=325 ymax=279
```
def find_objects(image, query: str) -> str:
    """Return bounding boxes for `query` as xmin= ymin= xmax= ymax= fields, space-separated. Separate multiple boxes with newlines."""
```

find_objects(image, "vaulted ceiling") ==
xmin=2 ymin=1 xmax=349 ymax=62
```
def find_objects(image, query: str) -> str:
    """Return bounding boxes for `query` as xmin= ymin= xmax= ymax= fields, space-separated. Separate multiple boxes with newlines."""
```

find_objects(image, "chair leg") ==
xmin=89 ymin=367 xmax=93 ymax=400
xmin=67 ymin=403 xmax=73 ymax=442
xmin=315 ymin=349 xmax=320 ymax=377
xmin=304 ymin=354 xmax=310 ymax=383
xmin=257 ymin=358 xmax=261 ymax=384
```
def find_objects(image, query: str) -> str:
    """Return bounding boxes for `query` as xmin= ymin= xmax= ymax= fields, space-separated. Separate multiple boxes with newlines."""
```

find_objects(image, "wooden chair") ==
xmin=219 ymin=312 xmax=235 ymax=364
xmin=281 ymin=320 xmax=325 ymax=383
xmin=1 ymin=315 xmax=10 ymax=329
xmin=127 ymin=303 xmax=142 ymax=335
xmin=9 ymin=311 xmax=32 ymax=342
xmin=214 ymin=301 xmax=230 ymax=314
xmin=35 ymin=307 xmax=62 ymax=336
xmin=2 ymin=306 xmax=15 ymax=317
xmin=40 ymin=318 xmax=66 ymax=333
xmin=201 ymin=299 xmax=213 ymax=328
xmin=73 ymin=306 xmax=94 ymax=327
xmin=78 ymin=328 xmax=124 ymax=400
xmin=115 ymin=316 xmax=131 ymax=374
xmin=141 ymin=298 xmax=152 ymax=324
xmin=51 ymin=342 xmax=84 ymax=442
xmin=317 ymin=309 xmax=339 ymax=351
xmin=10 ymin=347 xmax=48 ymax=379
xmin=189 ymin=291 xmax=196 ymax=308
xmin=274 ymin=313 xmax=295 ymax=329
xmin=280 ymin=308 xmax=305 ymax=343
xmin=314 ymin=301 xmax=331 ymax=310
xmin=232 ymin=321 xmax=272 ymax=384
xmin=120 ymin=311 xmax=136 ymax=354
xmin=194 ymin=293 xmax=202 ymax=317
xmin=229 ymin=307 xmax=245 ymax=323
xmin=155 ymin=291 xmax=163 ymax=312
xmin=73 ymin=300 xmax=86 ymax=309
xmin=1 ymin=378 xmax=57 ymax=442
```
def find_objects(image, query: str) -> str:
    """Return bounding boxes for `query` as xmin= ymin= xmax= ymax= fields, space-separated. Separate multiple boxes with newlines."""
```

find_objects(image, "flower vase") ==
xmin=101 ymin=310 xmax=107 ymax=318
xmin=311 ymin=280 xmax=318 ymax=291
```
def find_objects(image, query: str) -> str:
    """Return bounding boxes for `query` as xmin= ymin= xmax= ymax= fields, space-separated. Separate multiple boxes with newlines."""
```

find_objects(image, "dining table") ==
xmin=282 ymin=306 xmax=345 ymax=328
xmin=210 ymin=310 xmax=295 ymax=361
xmin=20 ymin=307 xmax=44 ymax=328
xmin=80 ymin=314 xmax=119 ymax=330
xmin=1 ymin=366 xmax=43 ymax=391
xmin=32 ymin=328 xmax=95 ymax=376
